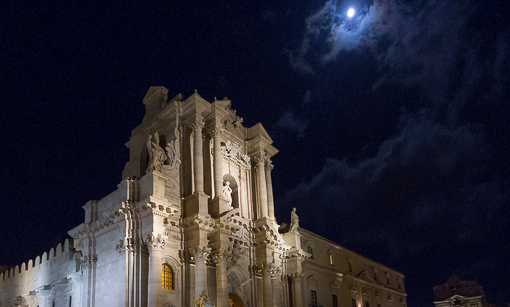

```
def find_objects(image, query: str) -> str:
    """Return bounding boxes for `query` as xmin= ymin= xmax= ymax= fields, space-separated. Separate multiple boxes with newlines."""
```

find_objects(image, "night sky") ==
xmin=1 ymin=1 xmax=509 ymax=306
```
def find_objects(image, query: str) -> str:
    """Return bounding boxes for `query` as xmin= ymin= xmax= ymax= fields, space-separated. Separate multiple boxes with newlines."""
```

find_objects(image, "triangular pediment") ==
xmin=357 ymin=270 xmax=377 ymax=284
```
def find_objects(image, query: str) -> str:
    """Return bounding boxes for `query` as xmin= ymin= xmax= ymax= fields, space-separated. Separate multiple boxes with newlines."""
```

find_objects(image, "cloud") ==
xmin=279 ymin=110 xmax=506 ymax=258
xmin=276 ymin=108 xmax=308 ymax=138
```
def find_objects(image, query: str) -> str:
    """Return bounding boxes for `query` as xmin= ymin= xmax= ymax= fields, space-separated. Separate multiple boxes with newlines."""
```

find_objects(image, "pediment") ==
xmin=357 ymin=270 xmax=377 ymax=284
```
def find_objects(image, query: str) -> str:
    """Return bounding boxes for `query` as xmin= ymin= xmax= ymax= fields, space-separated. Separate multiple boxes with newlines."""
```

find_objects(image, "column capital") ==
xmin=144 ymin=233 xmax=166 ymax=251
xmin=192 ymin=116 xmax=205 ymax=131
xmin=211 ymin=124 xmax=225 ymax=138
xmin=265 ymin=158 xmax=274 ymax=172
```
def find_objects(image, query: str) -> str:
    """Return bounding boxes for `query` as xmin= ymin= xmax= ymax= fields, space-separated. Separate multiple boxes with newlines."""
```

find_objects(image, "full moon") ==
xmin=347 ymin=8 xmax=355 ymax=17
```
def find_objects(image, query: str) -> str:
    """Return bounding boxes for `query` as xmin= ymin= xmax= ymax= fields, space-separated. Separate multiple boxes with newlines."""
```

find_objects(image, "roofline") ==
xmin=299 ymin=227 xmax=405 ymax=277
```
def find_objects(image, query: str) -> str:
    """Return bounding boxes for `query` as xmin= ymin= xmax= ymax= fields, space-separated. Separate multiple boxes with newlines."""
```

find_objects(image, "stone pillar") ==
xmin=145 ymin=234 xmax=165 ymax=307
xmin=194 ymin=248 xmax=208 ymax=295
xmin=214 ymin=252 xmax=228 ymax=307
xmin=193 ymin=117 xmax=205 ymax=193
xmin=292 ymin=273 xmax=303 ymax=307
xmin=262 ymin=264 xmax=273 ymax=307
xmin=265 ymin=159 xmax=275 ymax=222
xmin=256 ymin=154 xmax=268 ymax=218
xmin=213 ymin=125 xmax=224 ymax=198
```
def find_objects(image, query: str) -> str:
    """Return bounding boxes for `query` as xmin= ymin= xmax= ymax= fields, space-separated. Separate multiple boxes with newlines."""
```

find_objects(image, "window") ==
xmin=162 ymin=264 xmax=173 ymax=290
xmin=311 ymin=290 xmax=318 ymax=307
xmin=387 ymin=275 xmax=390 ymax=285
xmin=366 ymin=301 xmax=370 ymax=307
xmin=333 ymin=295 xmax=338 ymax=307
xmin=352 ymin=299 xmax=357 ymax=307
xmin=348 ymin=261 xmax=352 ymax=272
xmin=329 ymin=253 xmax=334 ymax=266
xmin=308 ymin=246 xmax=313 ymax=258
xmin=378 ymin=304 xmax=381 ymax=307
xmin=374 ymin=272 xmax=378 ymax=281
xmin=69 ymin=296 xmax=72 ymax=307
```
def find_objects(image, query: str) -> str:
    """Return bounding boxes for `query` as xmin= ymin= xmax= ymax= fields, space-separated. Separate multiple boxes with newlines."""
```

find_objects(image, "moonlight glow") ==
xmin=347 ymin=8 xmax=355 ymax=17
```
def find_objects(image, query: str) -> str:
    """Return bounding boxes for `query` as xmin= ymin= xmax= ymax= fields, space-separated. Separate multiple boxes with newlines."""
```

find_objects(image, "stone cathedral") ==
xmin=0 ymin=87 xmax=408 ymax=307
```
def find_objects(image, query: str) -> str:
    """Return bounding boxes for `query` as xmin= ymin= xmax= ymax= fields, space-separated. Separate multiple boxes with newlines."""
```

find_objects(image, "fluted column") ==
xmin=193 ymin=117 xmax=205 ymax=193
xmin=265 ymin=159 xmax=275 ymax=222
xmin=256 ymin=153 xmax=268 ymax=218
xmin=212 ymin=125 xmax=224 ymax=197
xmin=145 ymin=234 xmax=166 ymax=307
xmin=194 ymin=248 xmax=208 ymax=295
xmin=214 ymin=252 xmax=228 ymax=307
xmin=262 ymin=264 xmax=273 ymax=307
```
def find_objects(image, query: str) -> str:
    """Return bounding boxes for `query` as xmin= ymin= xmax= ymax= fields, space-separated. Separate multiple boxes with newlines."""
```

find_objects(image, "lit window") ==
xmin=229 ymin=298 xmax=234 ymax=307
xmin=162 ymin=264 xmax=173 ymax=289
xmin=329 ymin=254 xmax=334 ymax=266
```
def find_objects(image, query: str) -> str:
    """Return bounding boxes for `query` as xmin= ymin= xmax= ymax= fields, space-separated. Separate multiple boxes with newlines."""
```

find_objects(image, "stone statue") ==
xmin=195 ymin=290 xmax=214 ymax=307
xmin=165 ymin=140 xmax=181 ymax=170
xmin=146 ymin=132 xmax=167 ymax=172
xmin=223 ymin=181 xmax=233 ymax=209
xmin=289 ymin=207 xmax=299 ymax=231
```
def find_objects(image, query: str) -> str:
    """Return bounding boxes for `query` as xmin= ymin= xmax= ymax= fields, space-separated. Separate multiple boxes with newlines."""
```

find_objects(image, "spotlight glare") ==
xmin=347 ymin=8 xmax=355 ymax=17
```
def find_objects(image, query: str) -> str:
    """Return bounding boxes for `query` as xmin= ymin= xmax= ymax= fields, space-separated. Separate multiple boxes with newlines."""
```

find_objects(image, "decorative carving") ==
xmin=227 ymin=241 xmax=246 ymax=268
xmin=223 ymin=140 xmax=250 ymax=168
xmin=164 ymin=140 xmax=181 ymax=170
xmin=80 ymin=255 xmax=97 ymax=270
xmin=115 ymin=240 xmax=125 ymax=254
xmin=195 ymin=290 xmax=214 ymax=307
xmin=227 ymin=272 xmax=241 ymax=288
xmin=265 ymin=158 xmax=274 ymax=172
xmin=192 ymin=117 xmax=205 ymax=131
xmin=146 ymin=132 xmax=167 ymax=172
xmin=144 ymin=233 xmax=166 ymax=251
xmin=289 ymin=207 xmax=299 ymax=231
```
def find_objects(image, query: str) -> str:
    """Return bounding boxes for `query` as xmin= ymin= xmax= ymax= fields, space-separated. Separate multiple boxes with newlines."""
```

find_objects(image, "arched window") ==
xmin=162 ymin=264 xmax=173 ymax=289
xmin=329 ymin=253 xmax=334 ymax=266
xmin=308 ymin=246 xmax=313 ymax=258
xmin=348 ymin=261 xmax=352 ymax=272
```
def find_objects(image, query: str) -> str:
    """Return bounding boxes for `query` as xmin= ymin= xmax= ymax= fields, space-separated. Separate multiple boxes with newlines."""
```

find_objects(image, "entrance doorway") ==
xmin=228 ymin=292 xmax=244 ymax=307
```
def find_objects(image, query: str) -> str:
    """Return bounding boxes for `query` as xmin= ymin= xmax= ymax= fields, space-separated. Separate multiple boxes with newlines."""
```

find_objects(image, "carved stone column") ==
xmin=214 ymin=252 xmax=228 ymax=307
xmin=265 ymin=158 xmax=275 ymax=222
xmin=255 ymin=153 xmax=268 ymax=218
xmin=292 ymin=273 xmax=304 ymax=307
xmin=212 ymin=125 xmax=224 ymax=198
xmin=193 ymin=117 xmax=205 ymax=193
xmin=145 ymin=234 xmax=166 ymax=307
xmin=194 ymin=247 xmax=208 ymax=296
xmin=262 ymin=263 xmax=273 ymax=307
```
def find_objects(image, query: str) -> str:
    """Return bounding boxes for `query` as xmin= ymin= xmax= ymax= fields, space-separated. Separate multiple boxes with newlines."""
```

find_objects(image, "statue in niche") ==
xmin=164 ymin=140 xmax=181 ymax=170
xmin=289 ymin=207 xmax=299 ymax=231
xmin=223 ymin=181 xmax=233 ymax=209
xmin=146 ymin=132 xmax=167 ymax=172
xmin=195 ymin=290 xmax=214 ymax=307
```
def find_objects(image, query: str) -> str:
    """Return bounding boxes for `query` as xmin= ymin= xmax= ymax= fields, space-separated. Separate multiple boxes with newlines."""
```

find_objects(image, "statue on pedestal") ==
xmin=146 ymin=132 xmax=167 ymax=172
xmin=289 ymin=207 xmax=299 ymax=231
xmin=223 ymin=181 xmax=233 ymax=209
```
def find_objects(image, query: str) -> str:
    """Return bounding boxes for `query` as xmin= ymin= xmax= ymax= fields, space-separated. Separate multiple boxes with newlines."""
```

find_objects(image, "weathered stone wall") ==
xmin=0 ymin=238 xmax=81 ymax=307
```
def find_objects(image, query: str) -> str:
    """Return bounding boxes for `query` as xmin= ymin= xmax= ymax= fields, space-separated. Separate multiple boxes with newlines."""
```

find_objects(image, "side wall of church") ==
xmin=0 ymin=239 xmax=81 ymax=307
xmin=299 ymin=229 xmax=407 ymax=307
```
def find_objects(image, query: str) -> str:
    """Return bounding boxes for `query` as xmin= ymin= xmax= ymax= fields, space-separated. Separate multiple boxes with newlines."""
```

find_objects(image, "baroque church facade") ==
xmin=0 ymin=87 xmax=408 ymax=307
